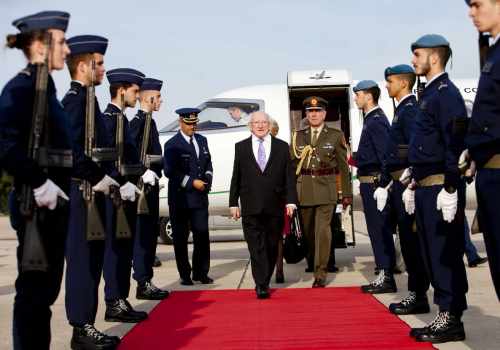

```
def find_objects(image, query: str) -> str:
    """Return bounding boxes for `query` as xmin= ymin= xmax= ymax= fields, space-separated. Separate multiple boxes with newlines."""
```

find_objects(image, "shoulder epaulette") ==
xmin=437 ymin=82 xmax=448 ymax=91
xmin=18 ymin=69 xmax=31 ymax=77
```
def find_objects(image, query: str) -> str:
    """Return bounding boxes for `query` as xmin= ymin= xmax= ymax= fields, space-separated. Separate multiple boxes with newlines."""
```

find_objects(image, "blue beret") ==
xmin=67 ymin=35 xmax=108 ymax=56
xmin=384 ymin=64 xmax=415 ymax=79
xmin=465 ymin=0 xmax=470 ymax=5
xmin=353 ymin=80 xmax=378 ymax=93
xmin=140 ymin=78 xmax=163 ymax=92
xmin=106 ymin=68 xmax=145 ymax=86
xmin=411 ymin=34 xmax=450 ymax=52
xmin=176 ymin=108 xmax=200 ymax=124
xmin=12 ymin=11 xmax=70 ymax=33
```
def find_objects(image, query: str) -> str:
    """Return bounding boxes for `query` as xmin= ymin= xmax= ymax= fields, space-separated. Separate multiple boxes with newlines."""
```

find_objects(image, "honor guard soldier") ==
xmin=0 ymin=11 xmax=72 ymax=350
xmin=129 ymin=78 xmax=169 ymax=300
xmin=102 ymin=68 xmax=148 ymax=323
xmin=164 ymin=108 xmax=214 ymax=285
xmin=378 ymin=65 xmax=431 ymax=314
xmin=465 ymin=0 xmax=500 ymax=300
xmin=405 ymin=34 xmax=468 ymax=343
xmin=290 ymin=96 xmax=352 ymax=288
xmin=62 ymin=35 xmax=122 ymax=349
xmin=352 ymin=81 xmax=397 ymax=294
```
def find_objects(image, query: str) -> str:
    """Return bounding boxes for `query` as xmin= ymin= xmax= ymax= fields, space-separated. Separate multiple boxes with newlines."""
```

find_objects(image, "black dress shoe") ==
xmin=410 ymin=326 xmax=429 ymax=338
xmin=275 ymin=271 xmax=285 ymax=284
xmin=361 ymin=270 xmax=397 ymax=294
xmin=71 ymin=324 xmax=120 ymax=350
xmin=180 ymin=277 xmax=194 ymax=286
xmin=468 ymin=256 xmax=488 ymax=268
xmin=312 ymin=278 xmax=326 ymax=288
xmin=153 ymin=255 xmax=162 ymax=267
xmin=415 ymin=312 xmax=466 ymax=343
xmin=104 ymin=299 xmax=147 ymax=323
xmin=136 ymin=281 xmax=170 ymax=300
xmin=389 ymin=292 xmax=430 ymax=315
xmin=193 ymin=275 xmax=214 ymax=284
xmin=328 ymin=265 xmax=339 ymax=273
xmin=256 ymin=286 xmax=270 ymax=299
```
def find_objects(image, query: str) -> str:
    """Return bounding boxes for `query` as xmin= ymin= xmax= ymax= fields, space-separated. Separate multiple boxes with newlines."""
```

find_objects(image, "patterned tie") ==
xmin=257 ymin=138 xmax=266 ymax=172
xmin=312 ymin=129 xmax=319 ymax=146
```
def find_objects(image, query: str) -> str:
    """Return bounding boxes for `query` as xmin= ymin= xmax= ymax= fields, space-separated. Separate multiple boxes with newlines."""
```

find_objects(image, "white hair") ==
xmin=247 ymin=111 xmax=271 ymax=128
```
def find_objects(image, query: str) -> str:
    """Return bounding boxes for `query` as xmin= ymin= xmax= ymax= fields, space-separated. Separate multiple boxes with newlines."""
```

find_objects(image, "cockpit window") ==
xmin=160 ymin=100 xmax=263 ymax=132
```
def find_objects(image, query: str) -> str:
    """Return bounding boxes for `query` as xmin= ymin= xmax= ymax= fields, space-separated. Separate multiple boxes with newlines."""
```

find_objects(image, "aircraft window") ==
xmin=196 ymin=102 xmax=260 ymax=130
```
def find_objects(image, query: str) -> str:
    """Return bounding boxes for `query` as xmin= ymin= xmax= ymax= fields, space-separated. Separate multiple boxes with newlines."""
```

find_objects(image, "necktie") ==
xmin=312 ymin=129 xmax=319 ymax=146
xmin=257 ymin=138 xmax=266 ymax=172
xmin=189 ymin=136 xmax=197 ymax=158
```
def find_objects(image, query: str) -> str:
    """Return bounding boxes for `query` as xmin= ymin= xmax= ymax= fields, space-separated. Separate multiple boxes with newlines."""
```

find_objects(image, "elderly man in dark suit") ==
xmin=229 ymin=111 xmax=298 ymax=299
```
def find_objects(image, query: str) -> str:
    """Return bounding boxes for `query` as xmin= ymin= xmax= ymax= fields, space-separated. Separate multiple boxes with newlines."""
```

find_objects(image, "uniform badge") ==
xmin=437 ymin=82 xmax=448 ymax=91
xmin=482 ymin=61 xmax=493 ymax=73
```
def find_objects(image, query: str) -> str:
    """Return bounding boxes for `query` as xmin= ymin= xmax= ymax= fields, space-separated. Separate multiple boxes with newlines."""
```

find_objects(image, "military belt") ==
xmin=484 ymin=154 xmax=500 ymax=169
xmin=38 ymin=147 xmax=73 ymax=168
xmin=417 ymin=174 xmax=445 ymax=187
xmin=390 ymin=169 xmax=405 ymax=181
xmin=91 ymin=148 xmax=118 ymax=163
xmin=300 ymin=168 xmax=334 ymax=176
xmin=145 ymin=154 xmax=163 ymax=168
xmin=358 ymin=175 xmax=378 ymax=184
xmin=120 ymin=164 xmax=144 ymax=176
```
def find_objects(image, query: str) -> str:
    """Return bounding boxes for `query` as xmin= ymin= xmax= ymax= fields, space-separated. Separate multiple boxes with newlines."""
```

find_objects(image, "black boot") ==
xmin=415 ymin=311 xmax=466 ymax=343
xmin=360 ymin=269 xmax=397 ymax=294
xmin=137 ymin=281 xmax=170 ymax=300
xmin=105 ymin=299 xmax=147 ymax=323
xmin=389 ymin=292 xmax=430 ymax=315
xmin=71 ymin=324 xmax=120 ymax=350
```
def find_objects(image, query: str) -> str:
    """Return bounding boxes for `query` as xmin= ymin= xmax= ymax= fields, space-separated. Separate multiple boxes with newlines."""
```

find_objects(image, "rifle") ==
xmin=137 ymin=97 xmax=158 ymax=215
xmin=19 ymin=33 xmax=52 ymax=272
xmin=110 ymin=92 xmax=133 ymax=239
xmin=83 ymin=60 xmax=105 ymax=240
xmin=416 ymin=76 xmax=425 ymax=101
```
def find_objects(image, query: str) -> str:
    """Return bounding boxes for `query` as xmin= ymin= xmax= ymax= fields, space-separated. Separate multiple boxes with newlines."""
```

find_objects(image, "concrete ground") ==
xmin=1 ymin=211 xmax=499 ymax=350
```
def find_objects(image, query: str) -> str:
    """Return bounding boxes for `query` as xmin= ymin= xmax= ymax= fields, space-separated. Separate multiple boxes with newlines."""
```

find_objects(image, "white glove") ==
xmin=33 ymin=179 xmax=69 ymax=210
xmin=142 ymin=169 xmax=159 ymax=186
xmin=373 ymin=181 xmax=392 ymax=212
xmin=92 ymin=175 xmax=120 ymax=195
xmin=436 ymin=188 xmax=458 ymax=223
xmin=402 ymin=187 xmax=415 ymax=215
xmin=458 ymin=149 xmax=469 ymax=167
xmin=119 ymin=182 xmax=141 ymax=202
xmin=399 ymin=167 xmax=412 ymax=184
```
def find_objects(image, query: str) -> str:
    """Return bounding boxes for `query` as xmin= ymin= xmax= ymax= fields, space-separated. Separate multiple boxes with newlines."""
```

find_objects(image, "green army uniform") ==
xmin=291 ymin=96 xmax=352 ymax=282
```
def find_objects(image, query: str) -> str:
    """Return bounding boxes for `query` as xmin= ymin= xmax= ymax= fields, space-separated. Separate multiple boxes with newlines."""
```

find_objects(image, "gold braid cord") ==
xmin=292 ymin=130 xmax=313 ymax=176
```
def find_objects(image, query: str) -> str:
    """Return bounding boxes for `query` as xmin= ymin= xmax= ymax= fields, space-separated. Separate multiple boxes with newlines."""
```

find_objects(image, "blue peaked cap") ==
xmin=106 ymin=68 xmax=145 ymax=86
xmin=140 ymin=78 xmax=163 ymax=92
xmin=353 ymin=80 xmax=378 ymax=93
xmin=176 ymin=108 xmax=200 ymax=124
xmin=12 ymin=11 xmax=70 ymax=33
xmin=67 ymin=35 xmax=108 ymax=56
xmin=411 ymin=34 xmax=450 ymax=52
xmin=384 ymin=64 xmax=415 ymax=80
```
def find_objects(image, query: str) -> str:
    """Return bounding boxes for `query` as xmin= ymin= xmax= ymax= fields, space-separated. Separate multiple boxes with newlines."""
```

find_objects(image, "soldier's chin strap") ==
xmin=292 ymin=130 xmax=314 ymax=176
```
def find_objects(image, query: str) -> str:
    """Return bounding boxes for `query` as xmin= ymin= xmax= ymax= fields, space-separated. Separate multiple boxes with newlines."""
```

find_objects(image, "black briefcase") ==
xmin=283 ymin=211 xmax=306 ymax=264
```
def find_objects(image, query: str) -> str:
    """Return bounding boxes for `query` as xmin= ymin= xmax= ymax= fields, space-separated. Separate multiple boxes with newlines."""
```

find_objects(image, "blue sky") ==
xmin=0 ymin=0 xmax=478 ymax=128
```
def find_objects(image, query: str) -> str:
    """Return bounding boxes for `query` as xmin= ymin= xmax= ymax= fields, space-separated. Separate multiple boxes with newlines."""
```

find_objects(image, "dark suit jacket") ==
xmin=164 ymin=131 xmax=213 ymax=209
xmin=229 ymin=135 xmax=297 ymax=217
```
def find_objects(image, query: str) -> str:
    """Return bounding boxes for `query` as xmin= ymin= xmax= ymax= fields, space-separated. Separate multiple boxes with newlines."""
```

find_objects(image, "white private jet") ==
xmin=157 ymin=69 xmax=478 ymax=245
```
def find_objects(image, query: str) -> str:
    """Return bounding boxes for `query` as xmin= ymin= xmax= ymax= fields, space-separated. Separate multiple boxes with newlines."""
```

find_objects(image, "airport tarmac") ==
xmin=1 ymin=211 xmax=499 ymax=350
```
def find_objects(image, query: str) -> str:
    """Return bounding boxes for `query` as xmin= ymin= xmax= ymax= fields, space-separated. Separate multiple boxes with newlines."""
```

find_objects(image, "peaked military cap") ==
xmin=140 ymin=78 xmax=163 ymax=92
xmin=176 ymin=108 xmax=200 ymax=124
xmin=411 ymin=34 xmax=450 ymax=52
xmin=303 ymin=96 xmax=328 ymax=110
xmin=67 ymin=35 xmax=108 ymax=56
xmin=12 ymin=11 xmax=70 ymax=33
xmin=384 ymin=64 xmax=415 ymax=80
xmin=106 ymin=68 xmax=145 ymax=86
xmin=353 ymin=80 xmax=378 ymax=92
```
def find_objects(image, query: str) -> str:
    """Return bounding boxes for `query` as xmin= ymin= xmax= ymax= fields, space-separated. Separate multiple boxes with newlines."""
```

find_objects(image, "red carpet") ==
xmin=119 ymin=287 xmax=434 ymax=350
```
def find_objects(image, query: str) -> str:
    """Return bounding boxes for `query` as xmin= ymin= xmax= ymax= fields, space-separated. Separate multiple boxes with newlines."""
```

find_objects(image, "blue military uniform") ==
xmin=164 ymin=108 xmax=213 ymax=284
xmin=408 ymin=34 xmax=468 ymax=343
xmin=129 ymin=78 xmax=168 ymax=299
xmin=466 ymin=30 xmax=500 ymax=300
xmin=353 ymin=81 xmax=396 ymax=283
xmin=380 ymin=65 xmax=431 ymax=314
xmin=0 ymin=11 xmax=72 ymax=350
